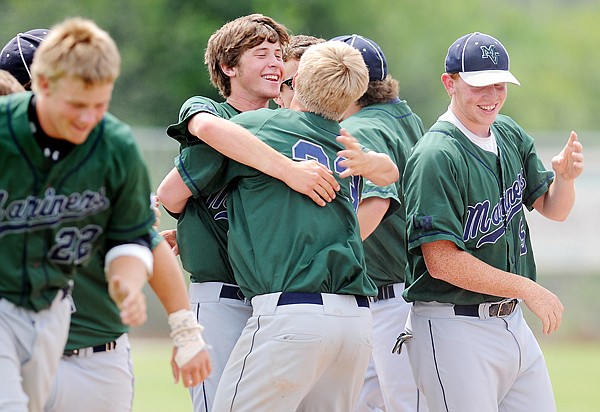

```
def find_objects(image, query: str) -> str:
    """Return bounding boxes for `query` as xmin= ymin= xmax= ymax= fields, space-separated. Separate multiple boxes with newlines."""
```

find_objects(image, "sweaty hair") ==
xmin=0 ymin=70 xmax=25 ymax=95
xmin=295 ymin=41 xmax=369 ymax=121
xmin=357 ymin=75 xmax=399 ymax=107
xmin=204 ymin=14 xmax=290 ymax=98
xmin=30 ymin=17 xmax=120 ymax=92
xmin=283 ymin=34 xmax=325 ymax=62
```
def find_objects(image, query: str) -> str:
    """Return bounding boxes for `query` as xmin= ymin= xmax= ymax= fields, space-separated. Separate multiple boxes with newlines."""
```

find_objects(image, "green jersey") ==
xmin=166 ymin=96 xmax=240 ymax=284
xmin=178 ymin=108 xmax=377 ymax=300
xmin=341 ymin=98 xmax=424 ymax=286
xmin=403 ymin=115 xmax=553 ymax=304
xmin=0 ymin=92 xmax=155 ymax=312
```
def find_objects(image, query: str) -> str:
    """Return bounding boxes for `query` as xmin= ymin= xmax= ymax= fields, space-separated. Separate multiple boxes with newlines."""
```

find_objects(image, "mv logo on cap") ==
xmin=480 ymin=45 xmax=500 ymax=65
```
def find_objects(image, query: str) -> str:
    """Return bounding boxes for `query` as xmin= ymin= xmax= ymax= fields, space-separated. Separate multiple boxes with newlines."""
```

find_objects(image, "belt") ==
xmin=277 ymin=292 xmax=369 ymax=308
xmin=454 ymin=299 xmax=519 ymax=318
xmin=63 ymin=340 xmax=117 ymax=357
xmin=370 ymin=284 xmax=395 ymax=302
xmin=219 ymin=284 xmax=246 ymax=301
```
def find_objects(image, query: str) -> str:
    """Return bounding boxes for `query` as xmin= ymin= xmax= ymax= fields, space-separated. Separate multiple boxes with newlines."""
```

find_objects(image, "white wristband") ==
xmin=168 ymin=309 xmax=208 ymax=368
xmin=104 ymin=243 xmax=154 ymax=278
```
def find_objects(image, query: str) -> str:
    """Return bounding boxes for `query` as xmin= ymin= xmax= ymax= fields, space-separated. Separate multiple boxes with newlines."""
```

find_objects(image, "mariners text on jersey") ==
xmin=0 ymin=187 xmax=109 ymax=237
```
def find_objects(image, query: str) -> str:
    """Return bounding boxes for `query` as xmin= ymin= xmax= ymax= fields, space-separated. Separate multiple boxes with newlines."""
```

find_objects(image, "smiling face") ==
xmin=36 ymin=74 xmax=113 ymax=144
xmin=224 ymin=40 xmax=284 ymax=109
xmin=442 ymin=73 xmax=507 ymax=137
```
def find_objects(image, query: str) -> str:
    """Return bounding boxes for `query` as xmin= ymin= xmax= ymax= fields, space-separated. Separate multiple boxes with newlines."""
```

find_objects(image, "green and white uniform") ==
xmin=343 ymin=98 xmax=428 ymax=412
xmin=402 ymin=111 xmax=556 ymax=411
xmin=0 ymin=92 xmax=154 ymax=412
xmin=179 ymin=108 xmax=376 ymax=412
xmin=167 ymin=96 xmax=252 ymax=412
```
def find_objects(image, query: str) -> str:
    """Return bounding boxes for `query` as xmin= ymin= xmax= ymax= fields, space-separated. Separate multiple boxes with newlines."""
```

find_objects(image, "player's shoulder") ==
xmin=493 ymin=114 xmax=528 ymax=138
xmin=232 ymin=107 xmax=289 ymax=127
xmin=96 ymin=112 xmax=141 ymax=153
xmin=180 ymin=95 xmax=237 ymax=120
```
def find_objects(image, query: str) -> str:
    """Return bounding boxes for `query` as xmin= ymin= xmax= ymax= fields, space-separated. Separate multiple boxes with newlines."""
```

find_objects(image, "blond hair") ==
xmin=295 ymin=41 xmax=369 ymax=121
xmin=30 ymin=17 xmax=120 ymax=92
xmin=0 ymin=70 xmax=25 ymax=95
xmin=204 ymin=14 xmax=289 ymax=98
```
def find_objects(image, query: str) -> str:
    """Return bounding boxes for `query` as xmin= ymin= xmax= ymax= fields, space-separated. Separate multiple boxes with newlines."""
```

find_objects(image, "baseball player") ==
xmin=273 ymin=34 xmax=325 ymax=109
xmin=0 ymin=17 xmax=155 ymax=412
xmin=175 ymin=40 xmax=381 ymax=412
xmin=333 ymin=34 xmax=428 ymax=412
xmin=401 ymin=32 xmax=584 ymax=411
xmin=157 ymin=14 xmax=341 ymax=412
xmin=1 ymin=25 xmax=211 ymax=412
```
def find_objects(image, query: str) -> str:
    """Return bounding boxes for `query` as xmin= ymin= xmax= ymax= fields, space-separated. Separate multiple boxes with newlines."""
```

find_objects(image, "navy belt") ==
xmin=454 ymin=299 xmax=518 ymax=318
xmin=220 ymin=285 xmax=246 ymax=301
xmin=370 ymin=284 xmax=395 ymax=302
xmin=63 ymin=340 xmax=117 ymax=357
xmin=277 ymin=292 xmax=369 ymax=308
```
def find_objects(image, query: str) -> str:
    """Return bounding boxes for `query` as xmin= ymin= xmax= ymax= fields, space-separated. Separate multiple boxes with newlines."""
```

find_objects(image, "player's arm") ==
xmin=421 ymin=240 xmax=563 ymax=335
xmin=357 ymin=197 xmax=391 ymax=240
xmin=150 ymin=240 xmax=211 ymax=388
xmin=336 ymin=129 xmax=399 ymax=186
xmin=156 ymin=168 xmax=192 ymax=215
xmin=188 ymin=112 xmax=340 ymax=207
xmin=105 ymin=241 xmax=154 ymax=327
xmin=532 ymin=131 xmax=584 ymax=221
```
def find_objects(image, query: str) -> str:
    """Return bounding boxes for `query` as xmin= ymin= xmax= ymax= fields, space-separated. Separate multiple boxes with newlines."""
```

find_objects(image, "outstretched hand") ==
xmin=336 ymin=129 xmax=399 ymax=186
xmin=552 ymin=131 xmax=584 ymax=181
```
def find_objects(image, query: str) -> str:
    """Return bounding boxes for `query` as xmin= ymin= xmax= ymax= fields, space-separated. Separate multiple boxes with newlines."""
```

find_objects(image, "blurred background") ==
xmin=3 ymin=0 xmax=597 ymax=347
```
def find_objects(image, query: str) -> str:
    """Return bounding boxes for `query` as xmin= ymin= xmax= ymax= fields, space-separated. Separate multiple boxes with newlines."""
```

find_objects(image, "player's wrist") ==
xmin=168 ymin=309 xmax=209 ymax=368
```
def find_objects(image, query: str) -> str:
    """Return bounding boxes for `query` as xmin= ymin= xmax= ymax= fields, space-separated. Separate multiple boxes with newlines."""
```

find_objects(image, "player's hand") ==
xmin=283 ymin=160 xmax=340 ymax=207
xmin=108 ymin=274 xmax=147 ymax=327
xmin=171 ymin=347 xmax=212 ymax=388
xmin=522 ymin=282 xmax=564 ymax=335
xmin=336 ymin=129 xmax=399 ymax=186
xmin=152 ymin=195 xmax=161 ymax=229
xmin=160 ymin=229 xmax=179 ymax=256
xmin=552 ymin=131 xmax=584 ymax=181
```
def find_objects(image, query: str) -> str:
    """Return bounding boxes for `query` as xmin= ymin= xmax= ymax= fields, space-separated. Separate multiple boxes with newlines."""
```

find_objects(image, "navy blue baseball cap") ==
xmin=331 ymin=34 xmax=387 ymax=81
xmin=445 ymin=32 xmax=520 ymax=87
xmin=0 ymin=29 xmax=50 ymax=86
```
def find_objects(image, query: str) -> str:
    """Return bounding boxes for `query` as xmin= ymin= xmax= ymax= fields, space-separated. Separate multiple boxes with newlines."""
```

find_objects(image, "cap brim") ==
xmin=459 ymin=70 xmax=520 ymax=87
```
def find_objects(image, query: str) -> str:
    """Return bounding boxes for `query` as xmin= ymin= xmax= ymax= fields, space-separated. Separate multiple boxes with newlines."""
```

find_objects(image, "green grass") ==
xmin=130 ymin=338 xmax=600 ymax=412
xmin=131 ymin=339 xmax=192 ymax=412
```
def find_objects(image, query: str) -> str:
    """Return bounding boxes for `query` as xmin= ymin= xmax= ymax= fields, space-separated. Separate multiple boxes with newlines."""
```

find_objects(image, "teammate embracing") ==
xmin=401 ymin=32 xmax=584 ymax=411
xmin=157 ymin=14 xmax=342 ymax=412
xmin=169 ymin=39 xmax=392 ymax=412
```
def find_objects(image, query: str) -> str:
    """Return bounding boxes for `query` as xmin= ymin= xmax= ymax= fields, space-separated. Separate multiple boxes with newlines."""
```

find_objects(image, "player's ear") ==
xmin=34 ymin=74 xmax=51 ymax=95
xmin=220 ymin=63 xmax=236 ymax=78
xmin=441 ymin=73 xmax=455 ymax=97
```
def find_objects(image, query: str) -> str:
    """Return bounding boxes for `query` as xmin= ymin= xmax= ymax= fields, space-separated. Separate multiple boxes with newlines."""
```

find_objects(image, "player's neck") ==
xmin=226 ymin=94 xmax=270 ymax=113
